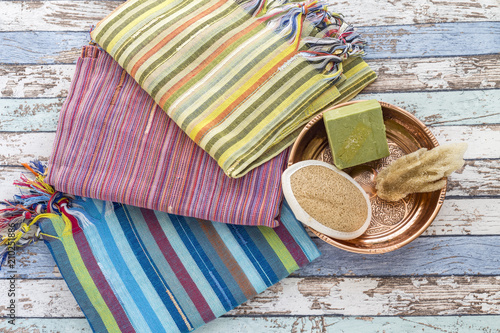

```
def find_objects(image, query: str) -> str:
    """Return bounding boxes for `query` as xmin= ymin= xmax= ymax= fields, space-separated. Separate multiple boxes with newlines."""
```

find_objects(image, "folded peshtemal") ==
xmin=91 ymin=0 xmax=377 ymax=177
xmin=0 ymin=164 xmax=320 ymax=333
xmin=45 ymin=46 xmax=287 ymax=227
xmin=39 ymin=196 xmax=320 ymax=333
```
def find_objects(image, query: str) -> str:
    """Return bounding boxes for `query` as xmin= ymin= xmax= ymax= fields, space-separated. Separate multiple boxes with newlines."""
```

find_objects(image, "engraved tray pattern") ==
xmin=321 ymin=143 xmax=415 ymax=236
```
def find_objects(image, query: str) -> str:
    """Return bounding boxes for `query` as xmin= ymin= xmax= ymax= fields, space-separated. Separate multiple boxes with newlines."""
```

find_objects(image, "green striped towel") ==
xmin=91 ymin=0 xmax=377 ymax=177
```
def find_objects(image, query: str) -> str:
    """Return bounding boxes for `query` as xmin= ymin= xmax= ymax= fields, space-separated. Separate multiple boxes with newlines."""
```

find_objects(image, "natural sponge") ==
xmin=375 ymin=142 xmax=468 ymax=201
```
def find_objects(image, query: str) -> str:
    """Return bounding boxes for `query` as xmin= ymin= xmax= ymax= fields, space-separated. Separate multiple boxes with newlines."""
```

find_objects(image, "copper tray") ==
xmin=288 ymin=101 xmax=446 ymax=254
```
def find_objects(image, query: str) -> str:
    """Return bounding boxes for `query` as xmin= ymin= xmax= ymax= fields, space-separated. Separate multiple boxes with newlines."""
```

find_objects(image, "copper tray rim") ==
xmin=288 ymin=100 xmax=447 ymax=254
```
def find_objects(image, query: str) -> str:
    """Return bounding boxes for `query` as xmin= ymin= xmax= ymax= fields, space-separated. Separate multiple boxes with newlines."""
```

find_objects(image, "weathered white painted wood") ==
xmin=0 ymin=98 xmax=62 ymax=132
xmin=1 ymin=55 xmax=499 ymax=98
xmin=365 ymin=55 xmax=500 ymax=93
xmin=232 ymin=276 xmax=500 ymax=316
xmin=431 ymin=125 xmax=500 ymax=159
xmin=0 ymin=32 xmax=86 ymax=65
xmin=0 ymin=279 xmax=83 ymax=318
xmin=361 ymin=22 xmax=500 ymax=59
xmin=0 ymin=168 xmax=26 ymax=199
xmin=2 ymin=315 xmax=500 ymax=333
xmin=0 ymin=318 xmax=92 ymax=332
xmin=203 ymin=315 xmax=500 ymax=333
xmin=0 ymin=1 xmax=120 ymax=32
xmin=0 ymin=242 xmax=60 ymax=279
xmin=3 ymin=22 xmax=499 ymax=64
xmin=2 ymin=90 xmax=498 ymax=132
xmin=425 ymin=198 xmax=500 ymax=235
xmin=446 ymin=160 xmax=500 ymax=197
xmin=1 ymin=0 xmax=499 ymax=32
xmin=0 ymin=132 xmax=54 ymax=165
xmin=0 ymin=125 xmax=496 ymax=166
xmin=0 ymin=65 xmax=74 ymax=98
xmin=355 ymin=90 xmax=500 ymax=126
xmin=1 ymin=276 xmax=498 ymax=317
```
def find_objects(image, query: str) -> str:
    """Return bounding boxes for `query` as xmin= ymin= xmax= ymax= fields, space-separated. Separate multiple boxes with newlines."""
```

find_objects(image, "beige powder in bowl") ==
xmin=290 ymin=165 xmax=368 ymax=233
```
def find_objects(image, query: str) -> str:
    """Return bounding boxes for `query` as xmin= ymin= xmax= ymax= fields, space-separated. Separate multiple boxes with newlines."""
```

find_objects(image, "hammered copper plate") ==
xmin=288 ymin=101 xmax=446 ymax=254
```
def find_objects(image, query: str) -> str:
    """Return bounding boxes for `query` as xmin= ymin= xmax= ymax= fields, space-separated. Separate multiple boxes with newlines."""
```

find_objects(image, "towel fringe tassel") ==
xmin=0 ymin=161 xmax=67 ymax=269
xmin=240 ymin=0 xmax=365 ymax=79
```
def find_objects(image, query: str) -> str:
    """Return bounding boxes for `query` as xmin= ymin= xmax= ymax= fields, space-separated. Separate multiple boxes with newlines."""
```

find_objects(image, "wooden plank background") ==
xmin=0 ymin=0 xmax=499 ymax=332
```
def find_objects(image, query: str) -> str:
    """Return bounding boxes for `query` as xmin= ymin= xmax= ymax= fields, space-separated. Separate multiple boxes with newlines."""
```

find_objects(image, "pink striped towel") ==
xmin=45 ymin=46 xmax=288 ymax=227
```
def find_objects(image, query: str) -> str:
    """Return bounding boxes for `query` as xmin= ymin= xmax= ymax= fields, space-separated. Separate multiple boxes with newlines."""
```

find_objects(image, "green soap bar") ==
xmin=323 ymin=100 xmax=390 ymax=169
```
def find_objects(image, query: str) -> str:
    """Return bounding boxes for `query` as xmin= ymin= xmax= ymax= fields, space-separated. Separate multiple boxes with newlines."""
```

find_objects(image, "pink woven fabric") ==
xmin=46 ymin=46 xmax=288 ymax=227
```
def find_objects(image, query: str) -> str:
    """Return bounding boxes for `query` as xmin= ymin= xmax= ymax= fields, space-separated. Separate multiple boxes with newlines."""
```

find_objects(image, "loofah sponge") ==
xmin=282 ymin=161 xmax=371 ymax=240
xmin=375 ymin=142 xmax=468 ymax=201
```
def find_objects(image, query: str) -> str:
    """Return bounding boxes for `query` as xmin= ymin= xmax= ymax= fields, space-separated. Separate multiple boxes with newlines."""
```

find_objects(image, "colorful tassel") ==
xmin=0 ymin=161 xmax=65 ymax=269
xmin=240 ymin=0 xmax=365 ymax=79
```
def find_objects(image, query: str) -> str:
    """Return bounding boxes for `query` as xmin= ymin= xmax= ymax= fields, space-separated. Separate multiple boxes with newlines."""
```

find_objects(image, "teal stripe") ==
xmin=119 ymin=205 xmax=191 ymax=331
xmin=280 ymin=201 xmax=322 ymax=262
xmin=71 ymin=205 xmax=152 ymax=332
xmin=171 ymin=216 xmax=236 ymax=310
xmin=154 ymin=211 xmax=227 ymax=316
xmin=211 ymin=221 xmax=268 ymax=292
xmin=79 ymin=199 xmax=159 ymax=332
xmin=126 ymin=206 xmax=205 ymax=327
xmin=39 ymin=218 xmax=108 ymax=333
xmin=244 ymin=226 xmax=289 ymax=279
xmin=183 ymin=218 xmax=247 ymax=305
xmin=95 ymin=201 xmax=179 ymax=332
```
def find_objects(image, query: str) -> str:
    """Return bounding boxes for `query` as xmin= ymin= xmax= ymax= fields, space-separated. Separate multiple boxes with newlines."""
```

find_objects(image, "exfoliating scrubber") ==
xmin=282 ymin=160 xmax=372 ymax=240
